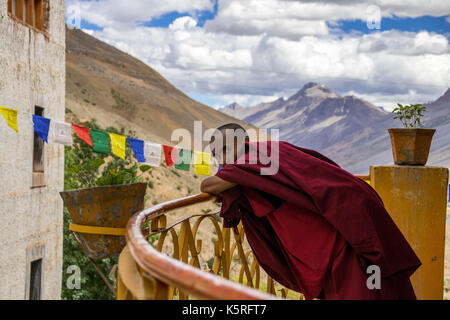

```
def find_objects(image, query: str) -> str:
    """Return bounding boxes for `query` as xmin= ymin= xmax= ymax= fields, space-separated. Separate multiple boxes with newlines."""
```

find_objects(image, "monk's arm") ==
xmin=200 ymin=176 xmax=237 ymax=195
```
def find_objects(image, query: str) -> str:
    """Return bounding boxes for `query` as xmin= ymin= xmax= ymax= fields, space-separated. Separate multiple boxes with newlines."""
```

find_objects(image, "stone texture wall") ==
xmin=0 ymin=0 xmax=65 ymax=299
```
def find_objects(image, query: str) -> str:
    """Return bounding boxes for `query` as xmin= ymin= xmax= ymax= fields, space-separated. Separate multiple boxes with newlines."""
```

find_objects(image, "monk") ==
xmin=201 ymin=123 xmax=421 ymax=300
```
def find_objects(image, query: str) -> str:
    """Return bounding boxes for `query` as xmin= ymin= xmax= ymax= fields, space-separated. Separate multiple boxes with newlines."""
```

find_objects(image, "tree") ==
xmin=62 ymin=119 xmax=151 ymax=300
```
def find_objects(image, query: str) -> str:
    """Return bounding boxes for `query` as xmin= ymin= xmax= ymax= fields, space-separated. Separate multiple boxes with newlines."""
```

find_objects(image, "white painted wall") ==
xmin=0 ymin=0 xmax=65 ymax=299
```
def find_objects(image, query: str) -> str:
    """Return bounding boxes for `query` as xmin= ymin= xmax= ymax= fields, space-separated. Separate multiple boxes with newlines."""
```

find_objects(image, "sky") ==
xmin=66 ymin=0 xmax=450 ymax=110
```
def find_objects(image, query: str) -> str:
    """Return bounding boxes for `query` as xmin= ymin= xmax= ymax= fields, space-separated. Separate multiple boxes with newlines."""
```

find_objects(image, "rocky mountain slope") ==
xmin=65 ymin=27 xmax=255 ymax=218
xmin=221 ymin=83 xmax=450 ymax=174
xmin=422 ymin=88 xmax=450 ymax=166
xmin=66 ymin=27 xmax=252 ymax=149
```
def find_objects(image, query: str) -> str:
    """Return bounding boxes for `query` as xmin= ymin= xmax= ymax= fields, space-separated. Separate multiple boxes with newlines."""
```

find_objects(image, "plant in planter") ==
xmin=61 ymin=119 xmax=152 ymax=300
xmin=389 ymin=103 xmax=435 ymax=165
xmin=392 ymin=103 xmax=426 ymax=128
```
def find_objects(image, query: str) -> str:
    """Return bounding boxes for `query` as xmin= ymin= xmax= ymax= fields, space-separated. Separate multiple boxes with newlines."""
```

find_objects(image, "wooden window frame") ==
xmin=8 ymin=0 xmax=46 ymax=33
xmin=15 ymin=0 xmax=24 ymax=21
xmin=29 ymin=259 xmax=43 ymax=300
xmin=34 ymin=0 xmax=44 ymax=30
xmin=32 ymin=106 xmax=46 ymax=188
xmin=25 ymin=0 xmax=34 ymax=27
xmin=25 ymin=245 xmax=45 ymax=300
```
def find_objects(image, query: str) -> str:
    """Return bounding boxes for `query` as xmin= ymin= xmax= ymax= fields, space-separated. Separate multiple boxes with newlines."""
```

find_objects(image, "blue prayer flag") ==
xmin=32 ymin=115 xmax=51 ymax=143
xmin=127 ymin=137 xmax=145 ymax=162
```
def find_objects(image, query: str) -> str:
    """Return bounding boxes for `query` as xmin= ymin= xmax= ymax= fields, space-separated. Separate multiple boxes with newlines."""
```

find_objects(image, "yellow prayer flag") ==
xmin=194 ymin=151 xmax=211 ymax=176
xmin=0 ymin=106 xmax=19 ymax=133
xmin=109 ymin=133 xmax=126 ymax=159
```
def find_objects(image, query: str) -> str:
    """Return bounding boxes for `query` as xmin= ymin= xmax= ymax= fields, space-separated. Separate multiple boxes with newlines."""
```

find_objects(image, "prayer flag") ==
xmin=32 ymin=115 xmax=51 ymax=143
xmin=0 ymin=106 xmax=18 ymax=132
xmin=109 ymin=133 xmax=126 ymax=159
xmin=144 ymin=142 xmax=162 ymax=167
xmin=174 ymin=149 xmax=192 ymax=171
xmin=72 ymin=124 xmax=93 ymax=147
xmin=195 ymin=151 xmax=211 ymax=176
xmin=163 ymin=145 xmax=177 ymax=167
xmin=128 ymin=137 xmax=145 ymax=163
xmin=90 ymin=129 xmax=110 ymax=154
xmin=53 ymin=121 xmax=73 ymax=146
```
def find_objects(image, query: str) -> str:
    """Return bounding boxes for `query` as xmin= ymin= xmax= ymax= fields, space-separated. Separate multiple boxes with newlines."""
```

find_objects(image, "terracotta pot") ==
xmin=60 ymin=183 xmax=147 ymax=259
xmin=388 ymin=128 xmax=435 ymax=165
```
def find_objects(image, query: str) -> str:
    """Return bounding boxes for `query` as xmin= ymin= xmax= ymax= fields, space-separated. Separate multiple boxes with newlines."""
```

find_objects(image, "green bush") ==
xmin=62 ymin=119 xmax=148 ymax=300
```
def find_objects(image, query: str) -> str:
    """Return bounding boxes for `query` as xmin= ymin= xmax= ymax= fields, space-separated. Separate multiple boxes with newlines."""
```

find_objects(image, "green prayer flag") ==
xmin=174 ymin=149 xmax=192 ymax=171
xmin=90 ymin=129 xmax=110 ymax=154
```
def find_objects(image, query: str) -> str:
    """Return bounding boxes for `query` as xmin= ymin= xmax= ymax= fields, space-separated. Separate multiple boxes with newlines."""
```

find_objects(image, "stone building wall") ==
xmin=0 ymin=0 xmax=65 ymax=299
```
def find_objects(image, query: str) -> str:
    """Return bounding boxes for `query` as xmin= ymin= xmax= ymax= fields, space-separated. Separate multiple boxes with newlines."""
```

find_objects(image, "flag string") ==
xmin=0 ymin=105 xmax=215 ymax=176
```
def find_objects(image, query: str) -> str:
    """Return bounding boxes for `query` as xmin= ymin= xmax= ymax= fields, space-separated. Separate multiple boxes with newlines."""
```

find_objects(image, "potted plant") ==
xmin=61 ymin=121 xmax=153 ymax=260
xmin=389 ymin=103 xmax=435 ymax=165
xmin=60 ymin=179 xmax=148 ymax=260
xmin=60 ymin=121 xmax=156 ymax=299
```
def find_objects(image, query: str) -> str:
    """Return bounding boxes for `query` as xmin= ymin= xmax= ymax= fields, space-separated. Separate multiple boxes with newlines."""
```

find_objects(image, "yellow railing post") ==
xmin=370 ymin=165 xmax=449 ymax=300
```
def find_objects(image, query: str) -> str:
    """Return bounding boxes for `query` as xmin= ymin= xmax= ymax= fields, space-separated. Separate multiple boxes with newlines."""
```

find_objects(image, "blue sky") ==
xmin=142 ymin=1 xmax=219 ymax=28
xmin=78 ymin=4 xmax=449 ymax=36
xmin=67 ymin=0 xmax=450 ymax=109
xmin=335 ymin=15 xmax=449 ymax=37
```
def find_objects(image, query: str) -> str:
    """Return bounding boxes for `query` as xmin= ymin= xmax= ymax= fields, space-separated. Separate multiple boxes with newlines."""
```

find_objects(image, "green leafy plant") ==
xmin=62 ymin=207 xmax=117 ymax=300
xmin=392 ymin=103 xmax=427 ymax=128
xmin=62 ymin=119 xmax=152 ymax=300
xmin=64 ymin=119 xmax=152 ymax=190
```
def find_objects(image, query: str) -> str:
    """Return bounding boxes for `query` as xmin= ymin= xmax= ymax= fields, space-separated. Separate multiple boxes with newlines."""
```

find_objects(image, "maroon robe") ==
xmin=216 ymin=141 xmax=421 ymax=300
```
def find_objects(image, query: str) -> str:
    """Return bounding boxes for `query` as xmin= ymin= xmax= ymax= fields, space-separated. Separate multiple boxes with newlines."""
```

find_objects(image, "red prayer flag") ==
xmin=162 ymin=145 xmax=177 ymax=167
xmin=72 ymin=124 xmax=93 ymax=147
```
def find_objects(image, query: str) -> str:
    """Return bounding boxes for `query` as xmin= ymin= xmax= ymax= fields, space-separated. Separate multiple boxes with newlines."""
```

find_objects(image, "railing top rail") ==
xmin=125 ymin=193 xmax=277 ymax=300
xmin=355 ymin=174 xmax=370 ymax=181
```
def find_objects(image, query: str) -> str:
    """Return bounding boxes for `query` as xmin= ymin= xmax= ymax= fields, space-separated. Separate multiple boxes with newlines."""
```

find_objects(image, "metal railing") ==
xmin=117 ymin=193 xmax=300 ymax=300
xmin=118 ymin=175 xmax=371 ymax=300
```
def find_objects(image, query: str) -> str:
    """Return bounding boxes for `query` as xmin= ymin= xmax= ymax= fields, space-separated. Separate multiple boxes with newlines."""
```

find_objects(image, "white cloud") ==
xmin=69 ymin=0 xmax=215 ymax=28
xmin=279 ymin=0 xmax=450 ymax=18
xmin=169 ymin=16 xmax=198 ymax=31
xmin=81 ymin=29 xmax=94 ymax=36
xmin=205 ymin=0 xmax=450 ymax=39
xmin=346 ymin=89 xmax=441 ymax=111
xmin=358 ymin=31 xmax=449 ymax=55
xmin=206 ymin=17 xmax=330 ymax=39
xmin=214 ymin=93 xmax=283 ymax=108
xmin=80 ymin=0 xmax=450 ymax=108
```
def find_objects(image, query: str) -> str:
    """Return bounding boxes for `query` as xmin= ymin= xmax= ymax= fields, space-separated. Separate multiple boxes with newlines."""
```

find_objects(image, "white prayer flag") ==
xmin=144 ymin=142 xmax=162 ymax=167
xmin=53 ymin=121 xmax=73 ymax=146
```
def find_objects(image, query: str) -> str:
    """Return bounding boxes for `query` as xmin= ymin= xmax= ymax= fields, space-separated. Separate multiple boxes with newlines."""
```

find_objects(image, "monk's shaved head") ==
xmin=211 ymin=123 xmax=249 ymax=165
xmin=217 ymin=123 xmax=248 ymax=138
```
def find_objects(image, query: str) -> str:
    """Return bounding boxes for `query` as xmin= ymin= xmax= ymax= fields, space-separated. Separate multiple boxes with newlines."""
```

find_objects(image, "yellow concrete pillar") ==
xmin=370 ymin=165 xmax=449 ymax=300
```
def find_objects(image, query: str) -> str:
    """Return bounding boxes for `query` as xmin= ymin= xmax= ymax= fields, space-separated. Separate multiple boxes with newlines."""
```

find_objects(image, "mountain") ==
xmin=220 ymin=83 xmax=450 ymax=174
xmin=65 ymin=27 xmax=252 ymax=149
xmin=423 ymin=88 xmax=450 ymax=167
xmin=65 ymin=27 xmax=449 ymax=175
xmin=220 ymin=102 xmax=244 ymax=118
xmin=65 ymin=27 xmax=254 ymax=212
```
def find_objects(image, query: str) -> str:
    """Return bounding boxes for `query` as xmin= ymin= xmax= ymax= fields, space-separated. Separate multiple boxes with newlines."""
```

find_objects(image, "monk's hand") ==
xmin=200 ymin=176 xmax=237 ymax=195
